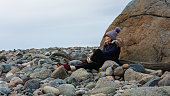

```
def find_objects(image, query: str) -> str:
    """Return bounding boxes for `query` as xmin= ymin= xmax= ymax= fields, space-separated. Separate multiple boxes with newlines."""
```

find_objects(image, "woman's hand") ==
xmin=87 ymin=53 xmax=93 ymax=63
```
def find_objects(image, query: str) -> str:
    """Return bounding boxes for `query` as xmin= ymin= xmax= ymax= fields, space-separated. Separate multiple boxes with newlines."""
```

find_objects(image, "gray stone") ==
xmin=49 ymin=79 xmax=66 ymax=87
xmin=129 ymin=64 xmax=146 ymax=73
xmin=124 ymin=69 xmax=153 ymax=83
xmin=70 ymin=68 xmax=91 ymax=81
xmin=158 ymin=74 xmax=170 ymax=86
xmin=123 ymin=86 xmax=170 ymax=96
xmin=69 ymin=60 xmax=82 ymax=66
xmin=58 ymin=84 xmax=76 ymax=96
xmin=43 ymin=86 xmax=60 ymax=96
xmin=24 ymin=79 xmax=40 ymax=89
xmin=101 ymin=60 xmax=119 ymax=71
xmin=0 ymin=63 xmax=11 ymax=73
xmin=143 ymin=76 xmax=161 ymax=87
xmin=95 ymin=77 xmax=118 ymax=89
xmin=50 ymin=66 xmax=68 ymax=79
xmin=0 ymin=81 xmax=11 ymax=94
xmin=30 ymin=69 xmax=52 ymax=79
xmin=114 ymin=66 xmax=124 ymax=76
xmin=88 ymin=87 xmax=116 ymax=95
xmin=105 ymin=67 xmax=113 ymax=76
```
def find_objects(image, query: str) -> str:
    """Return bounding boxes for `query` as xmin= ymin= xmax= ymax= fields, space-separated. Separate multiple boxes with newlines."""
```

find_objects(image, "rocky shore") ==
xmin=0 ymin=46 xmax=170 ymax=96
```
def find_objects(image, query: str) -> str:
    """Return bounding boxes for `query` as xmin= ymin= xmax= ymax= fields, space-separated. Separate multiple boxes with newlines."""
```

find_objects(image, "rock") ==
xmin=0 ymin=55 xmax=7 ymax=61
xmin=30 ymin=69 xmax=52 ymax=79
xmin=123 ymin=86 xmax=170 ymax=96
xmin=69 ymin=60 xmax=82 ymax=66
xmin=129 ymin=64 xmax=146 ymax=73
xmin=100 ymin=60 xmax=119 ymax=71
xmin=106 ymin=76 xmax=114 ymax=81
xmin=49 ymin=79 xmax=66 ymax=87
xmin=50 ymin=66 xmax=68 ymax=79
xmin=145 ymin=68 xmax=162 ymax=76
xmin=70 ymin=68 xmax=91 ymax=81
xmin=122 ymin=64 xmax=129 ymax=69
xmin=24 ymin=79 xmax=40 ymax=89
xmin=85 ymin=82 xmax=96 ymax=90
xmin=98 ymin=72 xmax=106 ymax=78
xmin=124 ymin=69 xmax=154 ymax=83
xmin=91 ymin=93 xmax=107 ymax=96
xmin=0 ymin=81 xmax=11 ymax=95
xmin=88 ymin=87 xmax=116 ymax=95
xmin=105 ymin=67 xmax=113 ymax=76
xmin=158 ymin=73 xmax=170 ymax=86
xmin=38 ymin=59 xmax=52 ymax=65
xmin=43 ymin=86 xmax=60 ymax=96
xmin=33 ymin=89 xmax=43 ymax=95
xmin=114 ymin=66 xmax=124 ymax=76
xmin=8 ymin=68 xmax=20 ymax=74
xmin=143 ymin=76 xmax=161 ymax=87
xmin=0 ymin=63 xmax=11 ymax=73
xmin=122 ymin=84 xmax=138 ymax=90
xmin=10 ymin=77 xmax=23 ymax=86
xmin=95 ymin=77 xmax=118 ymax=89
xmin=13 ymin=84 xmax=23 ymax=92
xmin=67 ymin=77 xmax=77 ymax=84
xmin=76 ymin=90 xmax=86 ymax=95
xmin=57 ymin=84 xmax=76 ymax=96
xmin=100 ymin=0 xmax=170 ymax=63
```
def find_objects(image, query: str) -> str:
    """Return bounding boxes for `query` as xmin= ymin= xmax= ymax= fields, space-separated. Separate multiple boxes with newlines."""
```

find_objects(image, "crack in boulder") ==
xmin=117 ymin=13 xmax=170 ymax=25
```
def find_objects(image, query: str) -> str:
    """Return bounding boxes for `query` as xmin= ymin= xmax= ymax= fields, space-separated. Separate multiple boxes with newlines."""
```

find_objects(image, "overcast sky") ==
xmin=0 ymin=0 xmax=132 ymax=50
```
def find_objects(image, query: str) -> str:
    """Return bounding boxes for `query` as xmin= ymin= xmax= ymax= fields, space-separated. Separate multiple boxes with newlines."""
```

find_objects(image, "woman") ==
xmin=63 ymin=27 xmax=124 ymax=71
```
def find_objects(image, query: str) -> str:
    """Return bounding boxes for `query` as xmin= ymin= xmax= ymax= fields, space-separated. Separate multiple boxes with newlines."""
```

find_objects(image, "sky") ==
xmin=0 ymin=0 xmax=132 ymax=50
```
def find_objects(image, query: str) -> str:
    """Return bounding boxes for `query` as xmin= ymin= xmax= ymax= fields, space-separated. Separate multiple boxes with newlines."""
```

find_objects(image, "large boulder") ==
xmin=100 ymin=0 xmax=170 ymax=63
xmin=123 ymin=86 xmax=170 ymax=96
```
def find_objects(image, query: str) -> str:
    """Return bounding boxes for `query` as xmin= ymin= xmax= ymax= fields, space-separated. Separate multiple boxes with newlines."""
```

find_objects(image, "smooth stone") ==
xmin=129 ymin=64 xmax=146 ymax=73
xmin=69 ymin=60 xmax=82 ymax=66
xmin=10 ymin=77 xmax=23 ymax=86
xmin=105 ymin=67 xmax=113 ymax=76
xmin=122 ymin=64 xmax=129 ymax=69
xmin=76 ymin=90 xmax=86 ymax=95
xmin=158 ymin=73 xmax=170 ymax=86
xmin=50 ymin=66 xmax=68 ymax=79
xmin=67 ymin=77 xmax=77 ymax=84
xmin=57 ymin=84 xmax=76 ymax=96
xmin=1 ymin=63 xmax=11 ymax=73
xmin=0 ymin=81 xmax=11 ymax=94
xmin=24 ymin=79 xmax=40 ymax=89
xmin=114 ymin=66 xmax=124 ymax=76
xmin=145 ymin=69 xmax=162 ymax=76
xmin=88 ymin=87 xmax=116 ymax=95
xmin=124 ymin=69 xmax=154 ymax=83
xmin=70 ymin=68 xmax=91 ymax=81
xmin=100 ymin=60 xmax=119 ymax=71
xmin=95 ymin=77 xmax=118 ymax=89
xmin=85 ymin=82 xmax=96 ymax=90
xmin=49 ymin=79 xmax=66 ymax=87
xmin=43 ymin=86 xmax=60 ymax=96
xmin=143 ymin=76 xmax=161 ymax=87
xmin=30 ymin=69 xmax=52 ymax=79
xmin=123 ymin=86 xmax=170 ymax=96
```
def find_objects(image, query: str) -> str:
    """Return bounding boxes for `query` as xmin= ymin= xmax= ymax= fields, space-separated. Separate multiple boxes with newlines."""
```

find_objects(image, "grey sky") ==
xmin=0 ymin=0 xmax=132 ymax=50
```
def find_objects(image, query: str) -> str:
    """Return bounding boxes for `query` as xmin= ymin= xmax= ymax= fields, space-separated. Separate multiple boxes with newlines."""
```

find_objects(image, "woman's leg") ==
xmin=90 ymin=49 xmax=104 ymax=63
xmin=75 ymin=62 xmax=103 ymax=71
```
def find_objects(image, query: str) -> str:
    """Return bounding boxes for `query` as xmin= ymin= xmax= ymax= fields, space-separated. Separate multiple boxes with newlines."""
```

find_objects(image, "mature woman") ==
xmin=63 ymin=27 xmax=124 ymax=71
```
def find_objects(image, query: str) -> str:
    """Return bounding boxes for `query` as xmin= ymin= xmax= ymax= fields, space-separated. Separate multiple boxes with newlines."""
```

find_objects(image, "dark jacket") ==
xmin=102 ymin=42 xmax=120 ymax=63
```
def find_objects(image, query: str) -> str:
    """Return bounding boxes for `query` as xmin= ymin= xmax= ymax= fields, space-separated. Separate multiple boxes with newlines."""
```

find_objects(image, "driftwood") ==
xmin=51 ymin=52 xmax=87 ymax=62
xmin=119 ymin=59 xmax=170 ymax=71
xmin=51 ymin=52 xmax=170 ymax=71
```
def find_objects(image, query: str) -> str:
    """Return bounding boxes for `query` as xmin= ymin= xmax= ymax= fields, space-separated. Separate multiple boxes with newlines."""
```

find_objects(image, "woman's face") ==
xmin=105 ymin=36 xmax=112 ymax=43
